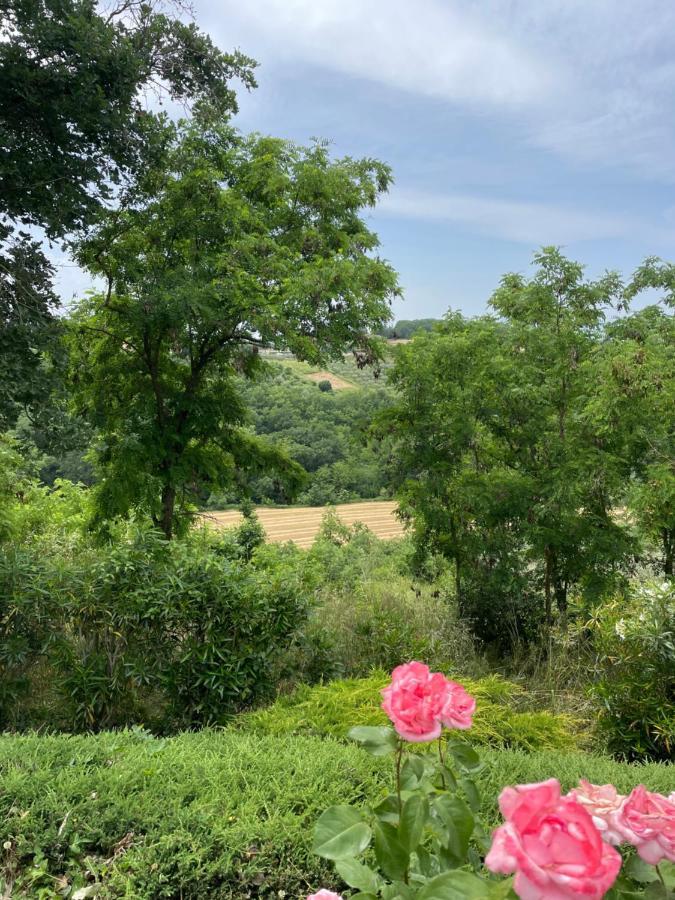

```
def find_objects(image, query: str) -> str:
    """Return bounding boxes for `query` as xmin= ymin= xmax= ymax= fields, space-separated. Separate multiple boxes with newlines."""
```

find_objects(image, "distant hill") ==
xmin=380 ymin=318 xmax=441 ymax=339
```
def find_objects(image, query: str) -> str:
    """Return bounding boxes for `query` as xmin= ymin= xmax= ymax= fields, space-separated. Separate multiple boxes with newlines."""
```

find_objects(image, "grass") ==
xmin=0 ymin=729 xmax=672 ymax=898
xmin=272 ymin=352 xmax=395 ymax=389
xmin=236 ymin=673 xmax=586 ymax=752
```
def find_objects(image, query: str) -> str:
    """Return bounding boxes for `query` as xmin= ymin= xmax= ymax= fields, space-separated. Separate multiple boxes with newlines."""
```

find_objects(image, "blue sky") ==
xmin=57 ymin=0 xmax=675 ymax=319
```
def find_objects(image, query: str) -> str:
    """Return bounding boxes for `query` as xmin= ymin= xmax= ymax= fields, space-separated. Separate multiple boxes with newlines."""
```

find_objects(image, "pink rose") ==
xmin=307 ymin=892 xmax=343 ymax=900
xmin=381 ymin=661 xmax=449 ymax=742
xmin=441 ymin=679 xmax=476 ymax=730
xmin=566 ymin=780 xmax=625 ymax=845
xmin=485 ymin=778 xmax=621 ymax=900
xmin=614 ymin=785 xmax=675 ymax=864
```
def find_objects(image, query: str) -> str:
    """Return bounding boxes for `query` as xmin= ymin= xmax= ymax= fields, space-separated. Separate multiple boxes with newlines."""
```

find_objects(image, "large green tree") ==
xmin=71 ymin=122 xmax=400 ymax=537
xmin=0 ymin=0 xmax=255 ymax=237
xmin=387 ymin=249 xmax=636 ymax=639
xmin=1 ymin=0 xmax=255 ymax=429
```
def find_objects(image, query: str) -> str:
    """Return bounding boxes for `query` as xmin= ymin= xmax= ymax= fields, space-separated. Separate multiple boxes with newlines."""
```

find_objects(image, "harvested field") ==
xmin=304 ymin=370 xmax=354 ymax=390
xmin=204 ymin=500 xmax=405 ymax=548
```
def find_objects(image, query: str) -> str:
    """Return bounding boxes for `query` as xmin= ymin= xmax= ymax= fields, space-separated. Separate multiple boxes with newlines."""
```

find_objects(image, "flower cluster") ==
xmin=309 ymin=662 xmax=674 ymax=900
xmin=380 ymin=660 xmax=475 ymax=741
xmin=486 ymin=779 xmax=675 ymax=899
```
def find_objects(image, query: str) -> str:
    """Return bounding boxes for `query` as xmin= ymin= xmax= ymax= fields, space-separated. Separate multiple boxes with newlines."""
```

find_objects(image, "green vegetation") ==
xmin=237 ymin=673 xmax=583 ymax=752
xmin=0 ymin=730 xmax=671 ymax=898
xmin=204 ymin=366 xmax=395 ymax=505
xmin=1 ymin=2 xmax=673 ymax=895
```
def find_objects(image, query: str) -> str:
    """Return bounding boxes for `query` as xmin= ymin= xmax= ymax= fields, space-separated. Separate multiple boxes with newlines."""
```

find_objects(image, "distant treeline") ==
xmin=379 ymin=318 xmax=441 ymax=339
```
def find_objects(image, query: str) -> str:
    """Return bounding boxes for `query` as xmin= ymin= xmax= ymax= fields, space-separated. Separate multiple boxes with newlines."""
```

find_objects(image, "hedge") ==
xmin=1 ymin=730 xmax=672 ymax=898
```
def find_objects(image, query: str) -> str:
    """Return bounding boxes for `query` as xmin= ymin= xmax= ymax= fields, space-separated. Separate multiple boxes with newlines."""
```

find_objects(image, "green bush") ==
xmin=237 ymin=672 xmax=584 ymax=752
xmin=314 ymin=574 xmax=477 ymax=678
xmin=0 ymin=528 xmax=311 ymax=731
xmin=0 ymin=730 xmax=671 ymax=898
xmin=590 ymin=579 xmax=675 ymax=761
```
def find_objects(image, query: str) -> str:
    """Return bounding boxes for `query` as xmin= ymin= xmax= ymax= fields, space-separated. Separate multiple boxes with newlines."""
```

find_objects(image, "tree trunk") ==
xmin=159 ymin=484 xmax=176 ymax=540
xmin=553 ymin=576 xmax=568 ymax=629
xmin=664 ymin=528 xmax=674 ymax=577
xmin=544 ymin=546 xmax=553 ymax=626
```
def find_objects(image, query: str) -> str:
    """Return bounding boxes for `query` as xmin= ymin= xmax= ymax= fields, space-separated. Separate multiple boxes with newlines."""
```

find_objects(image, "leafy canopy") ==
xmin=71 ymin=121 xmax=400 ymax=537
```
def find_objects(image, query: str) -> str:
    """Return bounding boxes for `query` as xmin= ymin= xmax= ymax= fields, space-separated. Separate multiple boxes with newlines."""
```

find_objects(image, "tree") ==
xmin=0 ymin=231 xmax=60 ymax=429
xmin=1 ymin=0 xmax=256 ymax=433
xmin=0 ymin=0 xmax=256 ymax=237
xmin=488 ymin=248 xmax=629 ymax=621
xmin=588 ymin=305 xmax=675 ymax=575
xmin=71 ymin=121 xmax=400 ymax=537
xmin=386 ymin=249 xmax=634 ymax=641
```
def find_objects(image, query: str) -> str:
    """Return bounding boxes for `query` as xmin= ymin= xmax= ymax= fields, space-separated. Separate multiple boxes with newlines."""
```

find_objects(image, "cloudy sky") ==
xmin=58 ymin=0 xmax=675 ymax=318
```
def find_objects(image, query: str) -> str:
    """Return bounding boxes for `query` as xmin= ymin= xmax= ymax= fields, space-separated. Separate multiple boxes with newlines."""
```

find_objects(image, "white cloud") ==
xmin=377 ymin=187 xmax=673 ymax=246
xmin=203 ymin=0 xmax=675 ymax=180
xmin=204 ymin=0 xmax=557 ymax=108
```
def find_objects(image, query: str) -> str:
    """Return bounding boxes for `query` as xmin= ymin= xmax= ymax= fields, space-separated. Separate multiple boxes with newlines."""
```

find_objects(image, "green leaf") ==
xmin=313 ymin=805 xmax=372 ymax=860
xmin=335 ymin=857 xmax=379 ymax=893
xmin=400 ymin=754 xmax=425 ymax=789
xmin=447 ymin=741 xmax=481 ymax=773
xmin=432 ymin=794 xmax=474 ymax=864
xmin=374 ymin=820 xmax=410 ymax=881
xmin=348 ymin=725 xmax=399 ymax=756
xmin=626 ymin=856 xmax=660 ymax=884
xmin=459 ymin=776 xmax=481 ymax=813
xmin=399 ymin=793 xmax=429 ymax=852
xmin=374 ymin=793 xmax=401 ymax=825
xmin=417 ymin=870 xmax=488 ymax=899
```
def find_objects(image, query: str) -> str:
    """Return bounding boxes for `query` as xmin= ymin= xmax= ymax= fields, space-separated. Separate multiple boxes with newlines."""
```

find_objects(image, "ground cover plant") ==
xmin=0 ymin=729 xmax=672 ymax=899
xmin=309 ymin=663 xmax=675 ymax=900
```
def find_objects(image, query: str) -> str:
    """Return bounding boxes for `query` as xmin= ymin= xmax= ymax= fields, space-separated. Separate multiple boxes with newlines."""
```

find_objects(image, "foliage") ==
xmin=386 ymin=249 xmax=648 ymax=648
xmin=587 ymin=306 xmax=675 ymax=576
xmin=0 ymin=729 xmax=672 ymax=899
xmin=204 ymin=364 xmax=395 ymax=506
xmin=589 ymin=580 xmax=675 ymax=761
xmin=0 ymin=528 xmax=311 ymax=730
xmin=313 ymin=576 xmax=477 ymax=679
xmin=236 ymin=673 xmax=583 ymax=752
xmin=319 ymin=378 xmax=333 ymax=392
xmin=380 ymin=319 xmax=442 ymax=339
xmin=0 ymin=0 xmax=256 ymax=238
xmin=314 ymin=713 xmax=674 ymax=899
xmin=71 ymin=120 xmax=399 ymax=537
xmin=0 ymin=230 xmax=62 ymax=430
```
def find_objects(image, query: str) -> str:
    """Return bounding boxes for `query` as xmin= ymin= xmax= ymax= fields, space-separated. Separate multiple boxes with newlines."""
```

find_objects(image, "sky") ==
xmin=57 ymin=0 xmax=675 ymax=319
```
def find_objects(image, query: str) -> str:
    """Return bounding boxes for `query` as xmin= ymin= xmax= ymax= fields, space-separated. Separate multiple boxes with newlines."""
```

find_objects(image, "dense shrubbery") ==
xmin=0 ymin=730 xmax=671 ymax=898
xmin=589 ymin=580 xmax=675 ymax=761
xmin=237 ymin=673 xmax=583 ymax=752
xmin=0 ymin=527 xmax=311 ymax=731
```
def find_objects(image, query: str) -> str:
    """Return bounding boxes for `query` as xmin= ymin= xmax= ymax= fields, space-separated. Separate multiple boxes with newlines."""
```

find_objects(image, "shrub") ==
xmin=314 ymin=576 xmax=477 ymax=678
xmin=236 ymin=673 xmax=584 ymax=752
xmin=589 ymin=579 xmax=675 ymax=761
xmin=318 ymin=378 xmax=333 ymax=392
xmin=0 ymin=730 xmax=671 ymax=898
xmin=0 ymin=528 xmax=311 ymax=731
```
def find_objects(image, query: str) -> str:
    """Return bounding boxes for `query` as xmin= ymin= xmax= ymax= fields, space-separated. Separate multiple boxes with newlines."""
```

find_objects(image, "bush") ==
xmin=590 ymin=579 xmax=675 ymax=761
xmin=315 ymin=576 xmax=477 ymax=678
xmin=0 ymin=528 xmax=311 ymax=731
xmin=0 ymin=730 xmax=671 ymax=898
xmin=236 ymin=673 xmax=584 ymax=752
xmin=317 ymin=378 xmax=333 ymax=392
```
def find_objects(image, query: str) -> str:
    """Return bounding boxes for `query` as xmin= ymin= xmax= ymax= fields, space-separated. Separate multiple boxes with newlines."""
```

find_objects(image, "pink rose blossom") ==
xmin=566 ymin=780 xmax=626 ymax=845
xmin=380 ymin=662 xmax=476 ymax=742
xmin=485 ymin=778 xmax=622 ymax=900
xmin=306 ymin=892 xmax=343 ymax=900
xmin=614 ymin=785 xmax=675 ymax=864
xmin=441 ymin=679 xmax=476 ymax=730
